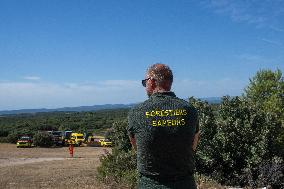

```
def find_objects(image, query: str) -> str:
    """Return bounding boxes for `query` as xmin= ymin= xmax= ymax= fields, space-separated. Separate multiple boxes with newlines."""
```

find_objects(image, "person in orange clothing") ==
xmin=69 ymin=143 xmax=74 ymax=158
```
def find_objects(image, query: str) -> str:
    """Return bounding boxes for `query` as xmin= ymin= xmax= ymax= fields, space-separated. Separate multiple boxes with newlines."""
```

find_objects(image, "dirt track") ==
xmin=0 ymin=143 xmax=110 ymax=189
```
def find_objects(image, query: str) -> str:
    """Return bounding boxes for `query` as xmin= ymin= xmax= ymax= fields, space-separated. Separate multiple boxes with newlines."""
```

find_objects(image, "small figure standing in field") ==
xmin=69 ymin=143 xmax=74 ymax=158
xmin=128 ymin=63 xmax=200 ymax=189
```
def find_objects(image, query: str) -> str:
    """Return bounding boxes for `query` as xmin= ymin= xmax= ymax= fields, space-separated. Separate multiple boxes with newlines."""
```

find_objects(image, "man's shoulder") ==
xmin=172 ymin=96 xmax=189 ymax=104
xmin=128 ymin=100 xmax=151 ymax=116
xmin=171 ymin=97 xmax=198 ymax=117
xmin=170 ymin=96 xmax=195 ymax=108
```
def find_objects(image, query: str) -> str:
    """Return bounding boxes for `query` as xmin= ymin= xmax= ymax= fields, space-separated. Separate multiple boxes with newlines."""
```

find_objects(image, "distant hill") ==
xmin=199 ymin=97 xmax=222 ymax=104
xmin=0 ymin=97 xmax=222 ymax=115
xmin=0 ymin=104 xmax=135 ymax=115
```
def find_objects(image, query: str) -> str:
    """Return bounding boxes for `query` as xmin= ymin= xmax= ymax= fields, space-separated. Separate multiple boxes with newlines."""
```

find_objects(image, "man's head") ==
xmin=143 ymin=63 xmax=173 ymax=96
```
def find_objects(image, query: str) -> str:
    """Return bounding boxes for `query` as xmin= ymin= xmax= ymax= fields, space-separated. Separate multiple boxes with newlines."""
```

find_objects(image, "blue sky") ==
xmin=0 ymin=0 xmax=284 ymax=110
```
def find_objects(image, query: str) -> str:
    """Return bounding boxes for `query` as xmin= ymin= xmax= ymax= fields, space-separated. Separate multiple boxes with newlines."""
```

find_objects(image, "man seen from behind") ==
xmin=128 ymin=63 xmax=200 ymax=189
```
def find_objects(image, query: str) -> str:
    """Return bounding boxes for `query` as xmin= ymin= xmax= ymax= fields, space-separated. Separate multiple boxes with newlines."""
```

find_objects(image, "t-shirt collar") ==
xmin=150 ymin=91 xmax=176 ymax=98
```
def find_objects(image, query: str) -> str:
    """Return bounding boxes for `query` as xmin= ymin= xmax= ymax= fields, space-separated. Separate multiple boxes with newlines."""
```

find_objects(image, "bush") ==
xmin=0 ymin=137 xmax=8 ymax=143
xmin=189 ymin=97 xmax=218 ymax=175
xmin=35 ymin=124 xmax=58 ymax=131
xmin=0 ymin=129 xmax=9 ymax=137
xmin=33 ymin=132 xmax=54 ymax=147
xmin=193 ymin=96 xmax=284 ymax=187
xmin=110 ymin=120 xmax=132 ymax=151
xmin=97 ymin=148 xmax=137 ymax=188
xmin=7 ymin=133 xmax=20 ymax=143
xmin=96 ymin=120 xmax=137 ymax=188
xmin=257 ymin=156 xmax=284 ymax=188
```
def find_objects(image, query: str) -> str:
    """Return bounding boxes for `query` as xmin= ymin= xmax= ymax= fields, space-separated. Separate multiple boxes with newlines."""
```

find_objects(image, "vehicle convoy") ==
xmin=99 ymin=138 xmax=112 ymax=147
xmin=71 ymin=133 xmax=84 ymax=146
xmin=15 ymin=130 xmax=112 ymax=148
xmin=85 ymin=135 xmax=112 ymax=147
xmin=86 ymin=135 xmax=104 ymax=147
xmin=64 ymin=132 xmax=84 ymax=146
xmin=62 ymin=130 xmax=72 ymax=146
xmin=16 ymin=136 xmax=33 ymax=148
xmin=47 ymin=131 xmax=63 ymax=146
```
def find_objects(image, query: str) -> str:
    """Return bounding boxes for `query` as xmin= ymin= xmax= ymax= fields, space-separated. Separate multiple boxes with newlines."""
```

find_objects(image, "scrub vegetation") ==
xmin=0 ymin=109 xmax=129 ymax=143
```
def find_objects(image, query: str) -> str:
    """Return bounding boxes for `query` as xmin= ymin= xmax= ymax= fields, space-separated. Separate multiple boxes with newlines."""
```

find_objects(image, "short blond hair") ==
xmin=147 ymin=63 xmax=173 ymax=87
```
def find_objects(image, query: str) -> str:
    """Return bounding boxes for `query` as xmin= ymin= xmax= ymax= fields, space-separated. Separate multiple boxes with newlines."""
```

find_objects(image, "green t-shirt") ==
xmin=128 ymin=92 xmax=199 ymax=181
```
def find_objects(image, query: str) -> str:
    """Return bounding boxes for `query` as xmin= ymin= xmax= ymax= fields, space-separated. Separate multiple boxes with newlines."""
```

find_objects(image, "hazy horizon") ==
xmin=0 ymin=96 xmax=223 ymax=112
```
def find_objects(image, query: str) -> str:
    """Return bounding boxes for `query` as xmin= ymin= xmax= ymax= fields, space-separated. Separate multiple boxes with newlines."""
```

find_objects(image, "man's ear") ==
xmin=149 ymin=78 xmax=156 ymax=89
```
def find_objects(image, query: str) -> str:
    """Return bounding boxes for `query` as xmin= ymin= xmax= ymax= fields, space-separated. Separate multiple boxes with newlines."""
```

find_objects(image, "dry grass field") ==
xmin=0 ymin=143 xmax=110 ymax=189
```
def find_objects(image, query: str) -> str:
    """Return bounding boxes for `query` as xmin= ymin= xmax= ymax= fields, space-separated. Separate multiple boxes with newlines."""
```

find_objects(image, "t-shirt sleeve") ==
xmin=192 ymin=107 xmax=199 ymax=133
xmin=195 ymin=115 xmax=200 ymax=133
xmin=127 ymin=109 xmax=137 ymax=137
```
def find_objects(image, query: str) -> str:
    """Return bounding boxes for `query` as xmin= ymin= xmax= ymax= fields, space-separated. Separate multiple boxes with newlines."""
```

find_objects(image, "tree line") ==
xmin=0 ymin=109 xmax=129 ymax=143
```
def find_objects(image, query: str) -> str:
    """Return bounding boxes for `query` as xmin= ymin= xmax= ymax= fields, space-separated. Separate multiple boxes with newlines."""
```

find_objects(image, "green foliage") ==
xmin=193 ymin=95 xmax=283 ymax=187
xmin=33 ymin=132 xmax=54 ymax=147
xmin=190 ymin=94 xmax=283 ymax=187
xmin=0 ymin=128 xmax=9 ymax=137
xmin=189 ymin=97 xmax=218 ymax=175
xmin=6 ymin=133 xmax=19 ymax=143
xmin=35 ymin=124 xmax=59 ymax=131
xmin=257 ymin=156 xmax=284 ymax=188
xmin=97 ymin=120 xmax=137 ymax=188
xmin=244 ymin=69 xmax=284 ymax=119
xmin=190 ymin=69 xmax=284 ymax=187
xmin=0 ymin=128 xmax=10 ymax=143
xmin=214 ymin=97 xmax=269 ymax=185
xmin=97 ymin=148 xmax=137 ymax=189
xmin=244 ymin=69 xmax=284 ymax=158
xmin=0 ymin=109 xmax=129 ymax=142
xmin=110 ymin=120 xmax=132 ymax=151
xmin=0 ymin=137 xmax=8 ymax=143
xmin=243 ymin=69 xmax=284 ymax=187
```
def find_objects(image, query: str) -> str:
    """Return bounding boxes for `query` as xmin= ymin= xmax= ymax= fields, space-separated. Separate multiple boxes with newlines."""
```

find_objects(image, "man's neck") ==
xmin=153 ymin=88 xmax=170 ymax=94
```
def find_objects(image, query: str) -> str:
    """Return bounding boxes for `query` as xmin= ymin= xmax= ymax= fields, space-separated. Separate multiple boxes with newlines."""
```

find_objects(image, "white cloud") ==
xmin=261 ymin=38 xmax=282 ymax=46
xmin=0 ymin=78 xmax=246 ymax=110
xmin=0 ymin=80 xmax=145 ymax=110
xmin=96 ymin=80 xmax=140 ymax=89
xmin=236 ymin=53 xmax=280 ymax=67
xmin=201 ymin=0 xmax=284 ymax=28
xmin=237 ymin=54 xmax=263 ymax=62
xmin=270 ymin=26 xmax=284 ymax=32
xmin=172 ymin=78 xmax=245 ymax=99
xmin=23 ymin=76 xmax=41 ymax=81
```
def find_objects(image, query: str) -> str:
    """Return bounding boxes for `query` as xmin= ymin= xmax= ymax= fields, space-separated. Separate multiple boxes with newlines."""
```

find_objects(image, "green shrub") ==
xmin=110 ymin=120 xmax=132 ymax=151
xmin=97 ymin=148 xmax=137 ymax=188
xmin=0 ymin=129 xmax=9 ymax=137
xmin=0 ymin=137 xmax=8 ymax=143
xmin=7 ymin=132 xmax=20 ymax=143
xmin=257 ymin=156 xmax=284 ymax=188
xmin=193 ymin=96 xmax=283 ymax=187
xmin=189 ymin=97 xmax=218 ymax=175
xmin=33 ymin=132 xmax=53 ymax=147
xmin=96 ymin=120 xmax=137 ymax=188
xmin=35 ymin=124 xmax=58 ymax=131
